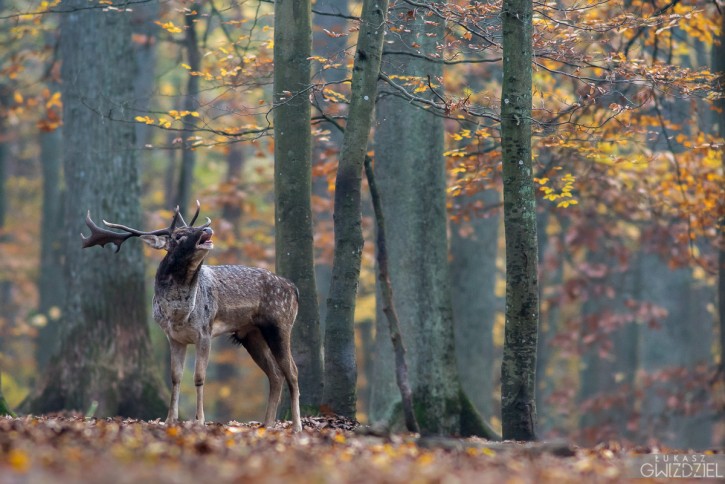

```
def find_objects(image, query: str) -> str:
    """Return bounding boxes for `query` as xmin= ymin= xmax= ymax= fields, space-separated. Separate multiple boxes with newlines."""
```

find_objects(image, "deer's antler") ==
xmin=82 ymin=207 xmax=183 ymax=252
xmin=81 ymin=211 xmax=136 ymax=253
xmin=178 ymin=200 xmax=201 ymax=227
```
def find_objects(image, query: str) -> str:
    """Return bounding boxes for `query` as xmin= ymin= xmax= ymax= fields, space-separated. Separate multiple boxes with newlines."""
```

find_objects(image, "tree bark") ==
xmin=370 ymin=1 xmax=496 ymax=437
xmin=36 ymin=118 xmax=65 ymax=369
xmin=450 ymin=189 xmax=499 ymax=419
xmin=176 ymin=3 xmax=201 ymax=216
xmin=28 ymin=0 xmax=166 ymax=418
xmin=322 ymin=0 xmax=388 ymax=420
xmin=364 ymin=156 xmax=419 ymax=433
xmin=221 ymin=143 xmax=245 ymax=235
xmin=500 ymin=0 xmax=539 ymax=441
xmin=311 ymin=0 xmax=349 ymax=329
xmin=273 ymin=0 xmax=323 ymax=412
xmin=715 ymin=8 xmax=724 ymax=390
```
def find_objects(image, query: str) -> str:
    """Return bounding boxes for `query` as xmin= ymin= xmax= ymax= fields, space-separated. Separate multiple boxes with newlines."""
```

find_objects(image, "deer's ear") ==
xmin=140 ymin=234 xmax=170 ymax=251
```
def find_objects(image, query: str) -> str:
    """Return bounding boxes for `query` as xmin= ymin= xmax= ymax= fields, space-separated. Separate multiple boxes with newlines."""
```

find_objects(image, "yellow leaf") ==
xmin=181 ymin=63 xmax=192 ymax=70
xmin=155 ymin=21 xmax=182 ymax=34
xmin=7 ymin=449 xmax=30 ymax=473
xmin=134 ymin=115 xmax=154 ymax=125
xmin=13 ymin=91 xmax=23 ymax=104
xmin=46 ymin=92 xmax=62 ymax=109
xmin=481 ymin=447 xmax=496 ymax=457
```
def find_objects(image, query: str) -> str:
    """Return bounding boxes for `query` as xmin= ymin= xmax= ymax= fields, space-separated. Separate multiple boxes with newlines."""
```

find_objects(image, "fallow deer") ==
xmin=81 ymin=202 xmax=302 ymax=432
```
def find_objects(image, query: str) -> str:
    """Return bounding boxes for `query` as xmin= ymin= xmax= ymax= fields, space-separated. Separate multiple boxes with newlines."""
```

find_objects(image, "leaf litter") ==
xmin=0 ymin=416 xmax=720 ymax=483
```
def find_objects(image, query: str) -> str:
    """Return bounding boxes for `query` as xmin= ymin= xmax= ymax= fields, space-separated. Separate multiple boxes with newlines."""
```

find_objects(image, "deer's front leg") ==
xmin=166 ymin=338 xmax=187 ymax=424
xmin=194 ymin=336 xmax=211 ymax=425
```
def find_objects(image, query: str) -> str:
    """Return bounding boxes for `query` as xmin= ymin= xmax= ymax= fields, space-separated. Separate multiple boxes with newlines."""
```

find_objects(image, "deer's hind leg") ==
xmin=259 ymin=323 xmax=301 ymax=433
xmin=238 ymin=329 xmax=284 ymax=428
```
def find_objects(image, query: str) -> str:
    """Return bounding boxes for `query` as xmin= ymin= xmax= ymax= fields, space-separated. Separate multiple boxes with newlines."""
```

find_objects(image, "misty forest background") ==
xmin=0 ymin=0 xmax=723 ymax=449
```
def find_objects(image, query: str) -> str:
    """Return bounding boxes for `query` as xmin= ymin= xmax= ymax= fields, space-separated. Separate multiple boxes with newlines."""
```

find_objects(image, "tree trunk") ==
xmin=273 ymin=0 xmax=323 ymax=412
xmin=28 ymin=0 xmax=166 ymax=419
xmin=577 ymin=243 xmax=638 ymax=445
xmin=364 ymin=156 xmax=419 ymax=433
xmin=311 ymin=0 xmax=349 ymax=329
xmin=131 ymin=0 xmax=159 ymax=154
xmin=0 ymin=372 xmax=14 ymax=417
xmin=450 ymin=189 xmax=499 ymax=419
xmin=500 ymin=0 xmax=539 ymax=441
xmin=176 ymin=3 xmax=201 ymax=216
xmin=322 ymin=0 xmax=388 ymax=420
xmin=715 ymin=8 xmax=724 ymax=391
xmin=638 ymin=251 xmax=714 ymax=449
xmin=221 ymin=143 xmax=245 ymax=235
xmin=370 ymin=2 xmax=496 ymax=437
xmin=36 ymin=119 xmax=65 ymax=369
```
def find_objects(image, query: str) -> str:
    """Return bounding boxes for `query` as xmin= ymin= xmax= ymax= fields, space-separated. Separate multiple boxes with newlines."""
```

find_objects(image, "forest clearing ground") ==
xmin=0 ymin=416 xmax=720 ymax=483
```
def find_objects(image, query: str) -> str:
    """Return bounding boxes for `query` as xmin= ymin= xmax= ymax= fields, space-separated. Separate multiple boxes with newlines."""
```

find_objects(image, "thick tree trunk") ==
xmin=176 ymin=3 xmax=201 ymax=216
xmin=36 ymin=121 xmax=65 ymax=369
xmin=450 ymin=189 xmax=499 ymax=419
xmin=370 ymin=1 xmax=496 ymax=437
xmin=500 ymin=0 xmax=539 ymax=441
xmin=273 ymin=0 xmax=323 ymax=412
xmin=322 ymin=0 xmax=388 ymax=419
xmin=28 ymin=0 xmax=166 ymax=419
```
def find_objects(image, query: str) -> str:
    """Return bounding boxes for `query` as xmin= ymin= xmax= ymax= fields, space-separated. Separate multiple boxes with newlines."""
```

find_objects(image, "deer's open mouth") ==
xmin=197 ymin=230 xmax=214 ymax=250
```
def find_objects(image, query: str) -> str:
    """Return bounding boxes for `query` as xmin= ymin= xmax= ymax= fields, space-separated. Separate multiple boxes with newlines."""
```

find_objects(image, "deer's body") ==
xmin=82 ymin=204 xmax=302 ymax=432
xmin=153 ymin=265 xmax=298 ymax=344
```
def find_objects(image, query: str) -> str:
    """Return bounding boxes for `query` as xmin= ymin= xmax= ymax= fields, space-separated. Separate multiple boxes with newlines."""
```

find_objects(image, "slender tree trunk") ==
xmin=0 ymin=86 xmax=6 ymax=231
xmin=176 ymin=3 xmax=201 ymax=216
xmin=28 ymin=0 xmax=166 ymax=418
xmin=322 ymin=0 xmax=388 ymax=420
xmin=715 ymin=8 xmax=724 ymax=389
xmin=311 ymin=0 xmax=349 ymax=329
xmin=221 ymin=143 xmax=245 ymax=234
xmin=500 ymin=0 xmax=539 ymax=441
xmin=0 ymin=85 xmax=13 ymax=399
xmin=273 ymin=0 xmax=323 ymax=412
xmin=131 ymin=0 xmax=159 ymax=154
xmin=364 ymin=156 xmax=419 ymax=433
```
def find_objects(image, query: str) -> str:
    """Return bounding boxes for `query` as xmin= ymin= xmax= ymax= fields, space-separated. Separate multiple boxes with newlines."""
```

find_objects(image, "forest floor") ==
xmin=0 ymin=416 xmax=722 ymax=483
